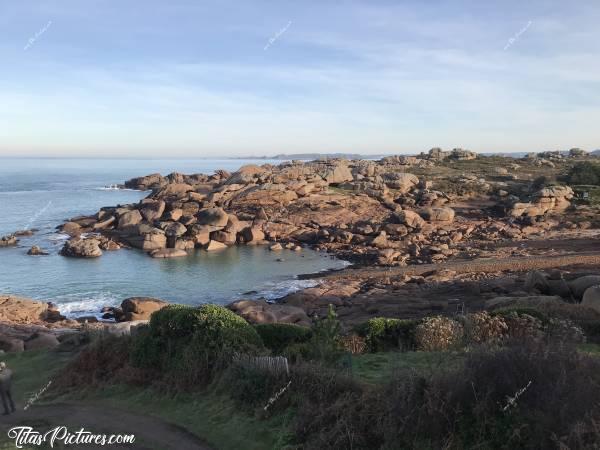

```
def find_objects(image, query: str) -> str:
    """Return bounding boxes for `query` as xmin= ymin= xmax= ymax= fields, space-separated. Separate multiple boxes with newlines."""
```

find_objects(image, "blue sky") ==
xmin=1 ymin=0 xmax=599 ymax=157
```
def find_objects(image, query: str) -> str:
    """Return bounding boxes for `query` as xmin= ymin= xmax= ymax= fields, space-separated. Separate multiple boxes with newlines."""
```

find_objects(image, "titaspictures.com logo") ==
xmin=6 ymin=426 xmax=135 ymax=448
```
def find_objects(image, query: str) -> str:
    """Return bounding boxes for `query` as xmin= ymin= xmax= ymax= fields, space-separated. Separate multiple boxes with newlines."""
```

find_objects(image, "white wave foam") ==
xmin=52 ymin=291 xmax=120 ymax=318
xmin=94 ymin=185 xmax=140 ymax=191
xmin=248 ymin=278 xmax=320 ymax=301
xmin=47 ymin=232 xmax=70 ymax=242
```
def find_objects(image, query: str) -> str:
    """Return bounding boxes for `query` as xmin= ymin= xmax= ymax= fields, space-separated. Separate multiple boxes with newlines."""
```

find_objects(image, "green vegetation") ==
xmin=568 ymin=161 xmax=600 ymax=185
xmin=356 ymin=317 xmax=419 ymax=352
xmin=12 ymin=300 xmax=600 ymax=449
xmin=351 ymin=351 xmax=463 ymax=384
xmin=70 ymin=385 xmax=290 ymax=450
xmin=254 ymin=323 xmax=312 ymax=354
xmin=1 ymin=350 xmax=71 ymax=403
xmin=131 ymin=304 xmax=264 ymax=388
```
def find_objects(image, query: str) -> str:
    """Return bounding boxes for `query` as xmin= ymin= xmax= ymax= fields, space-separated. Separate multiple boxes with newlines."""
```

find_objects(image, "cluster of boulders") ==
xmin=426 ymin=147 xmax=478 ymax=161
xmin=0 ymin=296 xmax=72 ymax=353
xmin=509 ymin=186 xmax=574 ymax=218
xmin=519 ymin=270 xmax=600 ymax=312
xmin=54 ymin=158 xmax=474 ymax=265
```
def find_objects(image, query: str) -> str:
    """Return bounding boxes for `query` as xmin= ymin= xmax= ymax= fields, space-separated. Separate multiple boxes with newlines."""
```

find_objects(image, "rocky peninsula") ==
xmin=3 ymin=148 xmax=600 ymax=343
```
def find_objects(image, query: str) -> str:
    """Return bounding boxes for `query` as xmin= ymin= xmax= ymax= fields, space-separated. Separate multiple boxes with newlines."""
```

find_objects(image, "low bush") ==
xmin=131 ymin=304 xmax=264 ymax=389
xmin=568 ymin=161 xmax=600 ymax=186
xmin=254 ymin=323 xmax=312 ymax=355
xmin=463 ymin=311 xmax=508 ymax=345
xmin=414 ymin=316 xmax=463 ymax=351
xmin=545 ymin=318 xmax=586 ymax=344
xmin=340 ymin=334 xmax=367 ymax=355
xmin=300 ymin=305 xmax=344 ymax=363
xmin=292 ymin=344 xmax=600 ymax=449
xmin=58 ymin=335 xmax=149 ymax=388
xmin=219 ymin=362 xmax=288 ymax=410
xmin=357 ymin=317 xmax=419 ymax=352
xmin=502 ymin=312 xmax=545 ymax=342
xmin=492 ymin=307 xmax=549 ymax=324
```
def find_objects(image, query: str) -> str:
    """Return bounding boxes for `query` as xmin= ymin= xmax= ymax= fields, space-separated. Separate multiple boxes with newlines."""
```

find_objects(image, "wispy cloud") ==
xmin=1 ymin=0 xmax=600 ymax=156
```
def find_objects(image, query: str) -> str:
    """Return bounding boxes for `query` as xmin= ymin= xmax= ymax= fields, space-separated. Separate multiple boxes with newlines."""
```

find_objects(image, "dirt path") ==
xmin=322 ymin=251 xmax=600 ymax=281
xmin=0 ymin=402 xmax=211 ymax=450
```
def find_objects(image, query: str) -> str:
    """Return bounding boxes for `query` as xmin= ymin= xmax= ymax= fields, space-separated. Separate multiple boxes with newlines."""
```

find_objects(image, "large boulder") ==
xmin=393 ymin=210 xmax=426 ymax=229
xmin=582 ymin=286 xmax=600 ymax=314
xmin=382 ymin=173 xmax=419 ymax=192
xmin=150 ymin=248 xmax=188 ymax=258
xmin=127 ymin=229 xmax=167 ymax=251
xmin=420 ymin=207 xmax=455 ymax=223
xmin=570 ymin=275 xmax=600 ymax=299
xmin=210 ymin=230 xmax=237 ymax=245
xmin=120 ymin=297 xmax=169 ymax=321
xmin=524 ymin=271 xmax=550 ymax=293
xmin=196 ymin=207 xmax=229 ymax=228
xmin=228 ymin=300 xmax=311 ymax=327
xmin=154 ymin=183 xmax=193 ymax=199
xmin=0 ymin=235 xmax=18 ymax=247
xmin=117 ymin=210 xmax=143 ymax=229
xmin=224 ymin=165 xmax=267 ymax=185
xmin=61 ymin=222 xmax=82 ymax=236
xmin=124 ymin=173 xmax=166 ymax=190
xmin=229 ymin=185 xmax=298 ymax=208
xmin=205 ymin=240 xmax=228 ymax=251
xmin=318 ymin=163 xmax=353 ymax=184
xmin=240 ymin=226 xmax=265 ymax=243
xmin=60 ymin=238 xmax=103 ymax=258
xmin=163 ymin=222 xmax=188 ymax=238
xmin=27 ymin=246 xmax=49 ymax=256
xmin=139 ymin=200 xmax=165 ymax=222
xmin=0 ymin=296 xmax=48 ymax=323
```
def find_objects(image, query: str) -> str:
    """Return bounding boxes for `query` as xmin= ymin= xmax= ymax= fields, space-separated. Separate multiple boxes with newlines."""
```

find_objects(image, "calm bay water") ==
xmin=0 ymin=158 xmax=347 ymax=316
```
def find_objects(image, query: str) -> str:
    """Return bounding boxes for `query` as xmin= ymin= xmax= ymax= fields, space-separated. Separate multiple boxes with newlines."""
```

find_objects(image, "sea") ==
xmin=0 ymin=158 xmax=348 ymax=317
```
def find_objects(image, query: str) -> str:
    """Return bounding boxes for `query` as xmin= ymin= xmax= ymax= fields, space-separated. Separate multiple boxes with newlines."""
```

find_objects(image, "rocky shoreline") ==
xmin=3 ymin=148 xmax=600 ymax=350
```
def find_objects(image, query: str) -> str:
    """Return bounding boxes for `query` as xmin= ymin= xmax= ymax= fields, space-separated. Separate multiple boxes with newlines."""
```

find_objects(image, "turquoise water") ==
xmin=0 ymin=158 xmax=347 ymax=316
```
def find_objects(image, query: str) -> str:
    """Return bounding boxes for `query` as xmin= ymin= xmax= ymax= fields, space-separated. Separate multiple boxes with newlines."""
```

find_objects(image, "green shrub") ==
xmin=568 ymin=161 xmax=600 ymax=185
xmin=309 ymin=305 xmax=343 ymax=363
xmin=491 ymin=307 xmax=549 ymax=325
xmin=219 ymin=363 xmax=288 ymax=409
xmin=131 ymin=304 xmax=264 ymax=388
xmin=358 ymin=317 xmax=420 ymax=352
xmin=255 ymin=323 xmax=313 ymax=354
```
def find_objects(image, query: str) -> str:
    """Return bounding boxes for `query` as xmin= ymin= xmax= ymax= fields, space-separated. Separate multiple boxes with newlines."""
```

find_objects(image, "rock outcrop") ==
xmin=228 ymin=299 xmax=311 ymax=327
xmin=60 ymin=238 xmax=103 ymax=258
xmin=120 ymin=297 xmax=169 ymax=321
xmin=0 ymin=296 xmax=49 ymax=323
xmin=0 ymin=235 xmax=18 ymax=247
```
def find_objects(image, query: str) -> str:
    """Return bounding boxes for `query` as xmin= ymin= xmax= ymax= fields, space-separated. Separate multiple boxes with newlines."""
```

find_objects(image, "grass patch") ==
xmin=62 ymin=384 xmax=292 ymax=450
xmin=578 ymin=343 xmax=600 ymax=354
xmin=352 ymin=351 xmax=465 ymax=384
xmin=1 ymin=350 xmax=73 ymax=406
